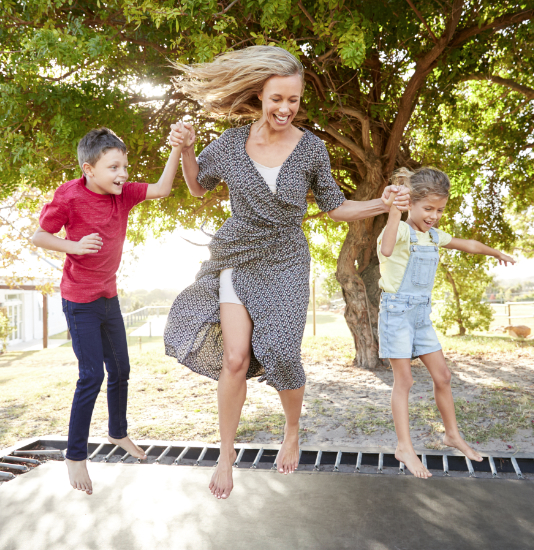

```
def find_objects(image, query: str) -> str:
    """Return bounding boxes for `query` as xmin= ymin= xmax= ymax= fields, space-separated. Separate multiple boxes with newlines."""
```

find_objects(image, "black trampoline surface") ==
xmin=1 ymin=461 xmax=533 ymax=550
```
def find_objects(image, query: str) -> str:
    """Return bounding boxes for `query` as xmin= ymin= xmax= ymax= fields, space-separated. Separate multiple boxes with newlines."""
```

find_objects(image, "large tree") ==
xmin=1 ymin=0 xmax=533 ymax=366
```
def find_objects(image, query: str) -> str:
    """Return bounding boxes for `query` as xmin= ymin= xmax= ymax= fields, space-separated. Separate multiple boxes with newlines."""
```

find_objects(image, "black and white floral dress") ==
xmin=164 ymin=124 xmax=346 ymax=391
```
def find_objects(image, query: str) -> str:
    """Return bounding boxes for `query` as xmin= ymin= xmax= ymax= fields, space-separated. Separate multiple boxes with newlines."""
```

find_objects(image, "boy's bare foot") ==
xmin=395 ymin=446 xmax=432 ymax=479
xmin=65 ymin=459 xmax=93 ymax=495
xmin=107 ymin=435 xmax=147 ymax=460
xmin=276 ymin=424 xmax=300 ymax=474
xmin=209 ymin=449 xmax=237 ymax=500
xmin=443 ymin=434 xmax=483 ymax=462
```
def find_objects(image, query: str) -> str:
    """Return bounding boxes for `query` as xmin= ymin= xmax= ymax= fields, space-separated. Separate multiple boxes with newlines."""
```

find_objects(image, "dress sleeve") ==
xmin=310 ymin=139 xmax=346 ymax=212
xmin=121 ymin=182 xmax=149 ymax=211
xmin=39 ymin=190 xmax=69 ymax=234
xmin=197 ymin=133 xmax=226 ymax=191
xmin=436 ymin=228 xmax=453 ymax=247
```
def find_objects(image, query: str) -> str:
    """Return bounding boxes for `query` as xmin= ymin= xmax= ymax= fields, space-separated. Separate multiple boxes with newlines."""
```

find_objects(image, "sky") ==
xmin=120 ymin=229 xmax=533 ymax=292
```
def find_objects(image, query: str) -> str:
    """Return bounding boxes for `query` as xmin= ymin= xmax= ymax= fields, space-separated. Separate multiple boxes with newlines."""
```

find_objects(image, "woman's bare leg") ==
xmin=390 ymin=358 xmax=431 ymax=478
xmin=419 ymin=350 xmax=482 ymax=461
xmin=276 ymin=386 xmax=305 ymax=474
xmin=209 ymin=303 xmax=253 ymax=500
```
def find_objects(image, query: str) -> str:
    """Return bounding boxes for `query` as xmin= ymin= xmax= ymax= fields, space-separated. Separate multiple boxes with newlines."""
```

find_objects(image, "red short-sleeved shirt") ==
xmin=40 ymin=176 xmax=148 ymax=303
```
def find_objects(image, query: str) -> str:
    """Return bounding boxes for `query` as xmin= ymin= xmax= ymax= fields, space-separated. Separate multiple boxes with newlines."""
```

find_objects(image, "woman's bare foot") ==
xmin=108 ymin=435 xmax=147 ymax=460
xmin=65 ymin=459 xmax=93 ymax=495
xmin=209 ymin=449 xmax=237 ymax=500
xmin=276 ymin=424 xmax=300 ymax=474
xmin=395 ymin=446 xmax=432 ymax=479
xmin=443 ymin=434 xmax=483 ymax=462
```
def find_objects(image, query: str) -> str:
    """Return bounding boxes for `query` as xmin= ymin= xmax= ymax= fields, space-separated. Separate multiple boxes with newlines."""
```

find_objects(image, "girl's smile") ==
xmin=407 ymin=194 xmax=448 ymax=233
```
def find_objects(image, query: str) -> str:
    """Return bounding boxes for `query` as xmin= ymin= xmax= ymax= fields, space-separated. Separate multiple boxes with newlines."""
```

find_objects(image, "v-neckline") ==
xmin=243 ymin=124 xmax=307 ymax=195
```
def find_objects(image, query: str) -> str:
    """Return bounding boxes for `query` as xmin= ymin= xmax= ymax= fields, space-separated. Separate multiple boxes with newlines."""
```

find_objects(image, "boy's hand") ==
xmin=169 ymin=122 xmax=195 ymax=151
xmin=495 ymin=251 xmax=515 ymax=266
xmin=381 ymin=185 xmax=410 ymax=211
xmin=73 ymin=233 xmax=102 ymax=255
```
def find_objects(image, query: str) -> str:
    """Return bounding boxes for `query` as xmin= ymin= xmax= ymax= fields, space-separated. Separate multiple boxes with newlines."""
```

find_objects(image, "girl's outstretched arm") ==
xmin=169 ymin=122 xmax=207 ymax=197
xmin=380 ymin=190 xmax=402 ymax=257
xmin=443 ymin=238 xmax=515 ymax=266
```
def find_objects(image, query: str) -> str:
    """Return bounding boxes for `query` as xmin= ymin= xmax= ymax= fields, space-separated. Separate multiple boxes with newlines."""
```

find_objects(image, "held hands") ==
xmin=381 ymin=185 xmax=410 ymax=211
xmin=494 ymin=251 xmax=515 ymax=266
xmin=169 ymin=121 xmax=195 ymax=151
xmin=73 ymin=233 xmax=102 ymax=255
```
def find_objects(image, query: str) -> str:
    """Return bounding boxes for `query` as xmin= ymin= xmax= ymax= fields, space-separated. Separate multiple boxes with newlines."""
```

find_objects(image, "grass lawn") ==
xmin=1 ymin=319 xmax=533 ymax=453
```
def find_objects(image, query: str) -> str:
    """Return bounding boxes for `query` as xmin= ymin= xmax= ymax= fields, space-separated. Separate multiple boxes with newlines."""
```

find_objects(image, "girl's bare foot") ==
xmin=276 ymin=424 xmax=300 ymax=474
xmin=395 ymin=446 xmax=432 ymax=479
xmin=65 ymin=459 xmax=93 ymax=495
xmin=443 ymin=434 xmax=483 ymax=462
xmin=209 ymin=449 xmax=237 ymax=500
xmin=107 ymin=435 xmax=147 ymax=460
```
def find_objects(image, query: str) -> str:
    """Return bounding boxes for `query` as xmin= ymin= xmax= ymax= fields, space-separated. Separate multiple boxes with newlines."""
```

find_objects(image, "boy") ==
xmin=33 ymin=125 xmax=188 ymax=494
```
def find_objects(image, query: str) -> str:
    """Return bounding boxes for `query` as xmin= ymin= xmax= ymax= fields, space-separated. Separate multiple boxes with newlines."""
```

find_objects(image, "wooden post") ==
xmin=312 ymin=277 xmax=316 ymax=337
xmin=507 ymin=302 xmax=512 ymax=326
xmin=42 ymin=293 xmax=48 ymax=349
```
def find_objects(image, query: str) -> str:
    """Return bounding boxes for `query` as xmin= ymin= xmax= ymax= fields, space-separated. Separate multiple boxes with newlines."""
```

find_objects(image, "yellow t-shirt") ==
xmin=377 ymin=221 xmax=452 ymax=293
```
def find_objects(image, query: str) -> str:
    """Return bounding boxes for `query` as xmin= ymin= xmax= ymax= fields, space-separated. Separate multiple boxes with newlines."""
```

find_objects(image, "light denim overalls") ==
xmin=378 ymin=225 xmax=442 ymax=359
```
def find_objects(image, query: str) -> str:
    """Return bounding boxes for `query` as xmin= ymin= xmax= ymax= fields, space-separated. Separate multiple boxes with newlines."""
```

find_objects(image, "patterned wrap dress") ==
xmin=164 ymin=124 xmax=346 ymax=391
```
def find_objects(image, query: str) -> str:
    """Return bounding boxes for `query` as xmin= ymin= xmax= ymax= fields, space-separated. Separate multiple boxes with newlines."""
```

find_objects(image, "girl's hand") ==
xmin=382 ymin=185 xmax=410 ymax=211
xmin=495 ymin=251 xmax=516 ymax=266
xmin=169 ymin=122 xmax=188 ymax=148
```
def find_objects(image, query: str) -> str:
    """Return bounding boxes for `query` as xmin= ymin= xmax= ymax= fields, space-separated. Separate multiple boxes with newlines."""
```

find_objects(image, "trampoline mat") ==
xmin=0 ymin=461 xmax=532 ymax=550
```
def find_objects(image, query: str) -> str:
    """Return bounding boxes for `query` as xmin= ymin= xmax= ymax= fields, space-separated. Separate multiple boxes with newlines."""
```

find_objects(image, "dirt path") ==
xmin=1 ymin=337 xmax=533 ymax=454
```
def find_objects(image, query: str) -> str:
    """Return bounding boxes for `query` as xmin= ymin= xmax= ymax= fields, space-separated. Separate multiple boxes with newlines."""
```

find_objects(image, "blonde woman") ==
xmin=165 ymin=46 xmax=410 ymax=500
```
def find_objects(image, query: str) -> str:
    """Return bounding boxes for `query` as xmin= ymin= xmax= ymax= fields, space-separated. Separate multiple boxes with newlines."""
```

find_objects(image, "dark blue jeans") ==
xmin=62 ymin=296 xmax=130 ymax=461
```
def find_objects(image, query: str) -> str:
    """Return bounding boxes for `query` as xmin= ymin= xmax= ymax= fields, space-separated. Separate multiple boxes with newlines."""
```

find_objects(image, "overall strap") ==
xmin=408 ymin=225 xmax=418 ymax=243
xmin=428 ymin=227 xmax=439 ymax=246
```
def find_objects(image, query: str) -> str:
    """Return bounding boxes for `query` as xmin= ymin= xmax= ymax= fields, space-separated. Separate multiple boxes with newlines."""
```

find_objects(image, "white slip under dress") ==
xmin=219 ymin=159 xmax=281 ymax=305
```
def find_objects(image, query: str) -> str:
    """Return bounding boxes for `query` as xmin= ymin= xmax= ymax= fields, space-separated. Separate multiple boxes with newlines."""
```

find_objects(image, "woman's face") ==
xmin=258 ymin=74 xmax=302 ymax=131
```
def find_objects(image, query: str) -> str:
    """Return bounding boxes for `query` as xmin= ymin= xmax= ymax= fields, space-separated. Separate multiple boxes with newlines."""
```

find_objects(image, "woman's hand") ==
xmin=168 ymin=122 xmax=194 ymax=149
xmin=381 ymin=185 xmax=410 ymax=211
xmin=495 ymin=251 xmax=516 ymax=266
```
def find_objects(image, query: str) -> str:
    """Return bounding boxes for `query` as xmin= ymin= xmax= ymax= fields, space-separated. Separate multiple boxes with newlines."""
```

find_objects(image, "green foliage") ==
xmin=0 ymin=310 xmax=12 ymax=353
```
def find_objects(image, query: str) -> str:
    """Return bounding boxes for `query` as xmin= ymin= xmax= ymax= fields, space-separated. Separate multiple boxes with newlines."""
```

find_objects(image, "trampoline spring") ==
xmin=314 ymin=450 xmax=322 ymax=471
xmin=355 ymin=452 xmax=362 ymax=473
xmin=421 ymin=454 xmax=428 ymax=470
xmin=234 ymin=448 xmax=245 ymax=468
xmin=251 ymin=448 xmax=263 ymax=469
xmin=378 ymin=453 xmax=384 ymax=474
xmin=510 ymin=456 xmax=523 ymax=479
xmin=195 ymin=447 xmax=208 ymax=466
xmin=173 ymin=447 xmax=190 ymax=465
xmin=488 ymin=456 xmax=498 ymax=478
xmin=0 ymin=462 xmax=28 ymax=472
xmin=442 ymin=455 xmax=450 ymax=476
xmin=1 ymin=456 xmax=41 ymax=465
xmin=399 ymin=461 xmax=406 ymax=475
xmin=139 ymin=445 xmax=155 ymax=463
xmin=0 ymin=471 xmax=15 ymax=480
xmin=465 ymin=457 xmax=475 ymax=477
xmin=334 ymin=451 xmax=342 ymax=472
xmin=13 ymin=449 xmax=63 ymax=457
xmin=88 ymin=443 xmax=106 ymax=462
xmin=120 ymin=452 xmax=130 ymax=463
xmin=155 ymin=446 xmax=173 ymax=464
xmin=103 ymin=446 xmax=119 ymax=463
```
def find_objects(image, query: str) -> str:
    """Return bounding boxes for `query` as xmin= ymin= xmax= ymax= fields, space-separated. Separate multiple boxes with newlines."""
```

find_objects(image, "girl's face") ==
xmin=258 ymin=74 xmax=302 ymax=131
xmin=408 ymin=194 xmax=448 ymax=233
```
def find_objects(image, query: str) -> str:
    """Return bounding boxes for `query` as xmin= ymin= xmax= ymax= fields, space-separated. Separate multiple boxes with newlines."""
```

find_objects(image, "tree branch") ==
xmin=406 ymin=0 xmax=438 ymax=43
xmin=297 ymin=0 xmax=316 ymax=26
xmin=214 ymin=0 xmax=240 ymax=16
xmin=460 ymin=74 xmax=534 ymax=100
xmin=315 ymin=119 xmax=367 ymax=162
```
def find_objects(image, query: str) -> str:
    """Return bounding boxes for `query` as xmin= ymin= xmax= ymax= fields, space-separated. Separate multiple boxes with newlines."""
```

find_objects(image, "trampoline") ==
xmin=1 ymin=436 xmax=533 ymax=550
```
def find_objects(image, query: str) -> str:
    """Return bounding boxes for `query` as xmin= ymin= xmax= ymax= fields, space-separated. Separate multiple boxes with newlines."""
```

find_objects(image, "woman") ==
xmin=165 ymin=46 xmax=409 ymax=499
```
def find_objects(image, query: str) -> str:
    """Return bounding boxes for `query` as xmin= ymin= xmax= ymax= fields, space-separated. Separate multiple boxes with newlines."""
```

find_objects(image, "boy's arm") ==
xmin=32 ymin=227 xmax=103 ymax=255
xmin=145 ymin=123 xmax=188 ymax=200
xmin=443 ymin=238 xmax=515 ymax=265
xmin=380 ymin=191 xmax=402 ymax=257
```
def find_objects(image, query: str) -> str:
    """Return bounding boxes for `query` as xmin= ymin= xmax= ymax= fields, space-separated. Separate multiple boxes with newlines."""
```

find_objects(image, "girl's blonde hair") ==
xmin=172 ymin=46 xmax=305 ymax=119
xmin=391 ymin=167 xmax=450 ymax=203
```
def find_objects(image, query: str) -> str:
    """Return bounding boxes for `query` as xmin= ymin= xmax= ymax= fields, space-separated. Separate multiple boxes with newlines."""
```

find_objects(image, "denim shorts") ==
xmin=378 ymin=293 xmax=442 ymax=359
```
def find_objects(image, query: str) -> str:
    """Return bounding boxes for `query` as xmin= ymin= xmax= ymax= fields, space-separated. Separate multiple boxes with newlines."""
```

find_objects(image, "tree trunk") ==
xmin=336 ymin=161 xmax=389 ymax=368
xmin=444 ymin=268 xmax=466 ymax=336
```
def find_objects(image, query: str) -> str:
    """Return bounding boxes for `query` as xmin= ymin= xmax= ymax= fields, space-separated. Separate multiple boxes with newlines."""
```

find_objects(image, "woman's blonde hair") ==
xmin=172 ymin=46 xmax=305 ymax=119
xmin=391 ymin=167 xmax=450 ymax=204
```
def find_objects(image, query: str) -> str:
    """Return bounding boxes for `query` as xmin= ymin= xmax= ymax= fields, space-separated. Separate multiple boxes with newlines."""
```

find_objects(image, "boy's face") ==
xmin=408 ymin=194 xmax=448 ymax=233
xmin=83 ymin=148 xmax=128 ymax=195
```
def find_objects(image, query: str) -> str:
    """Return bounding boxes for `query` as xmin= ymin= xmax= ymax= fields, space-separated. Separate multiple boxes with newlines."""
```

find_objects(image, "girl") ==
xmin=165 ymin=45 xmax=410 ymax=499
xmin=379 ymin=167 xmax=515 ymax=478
